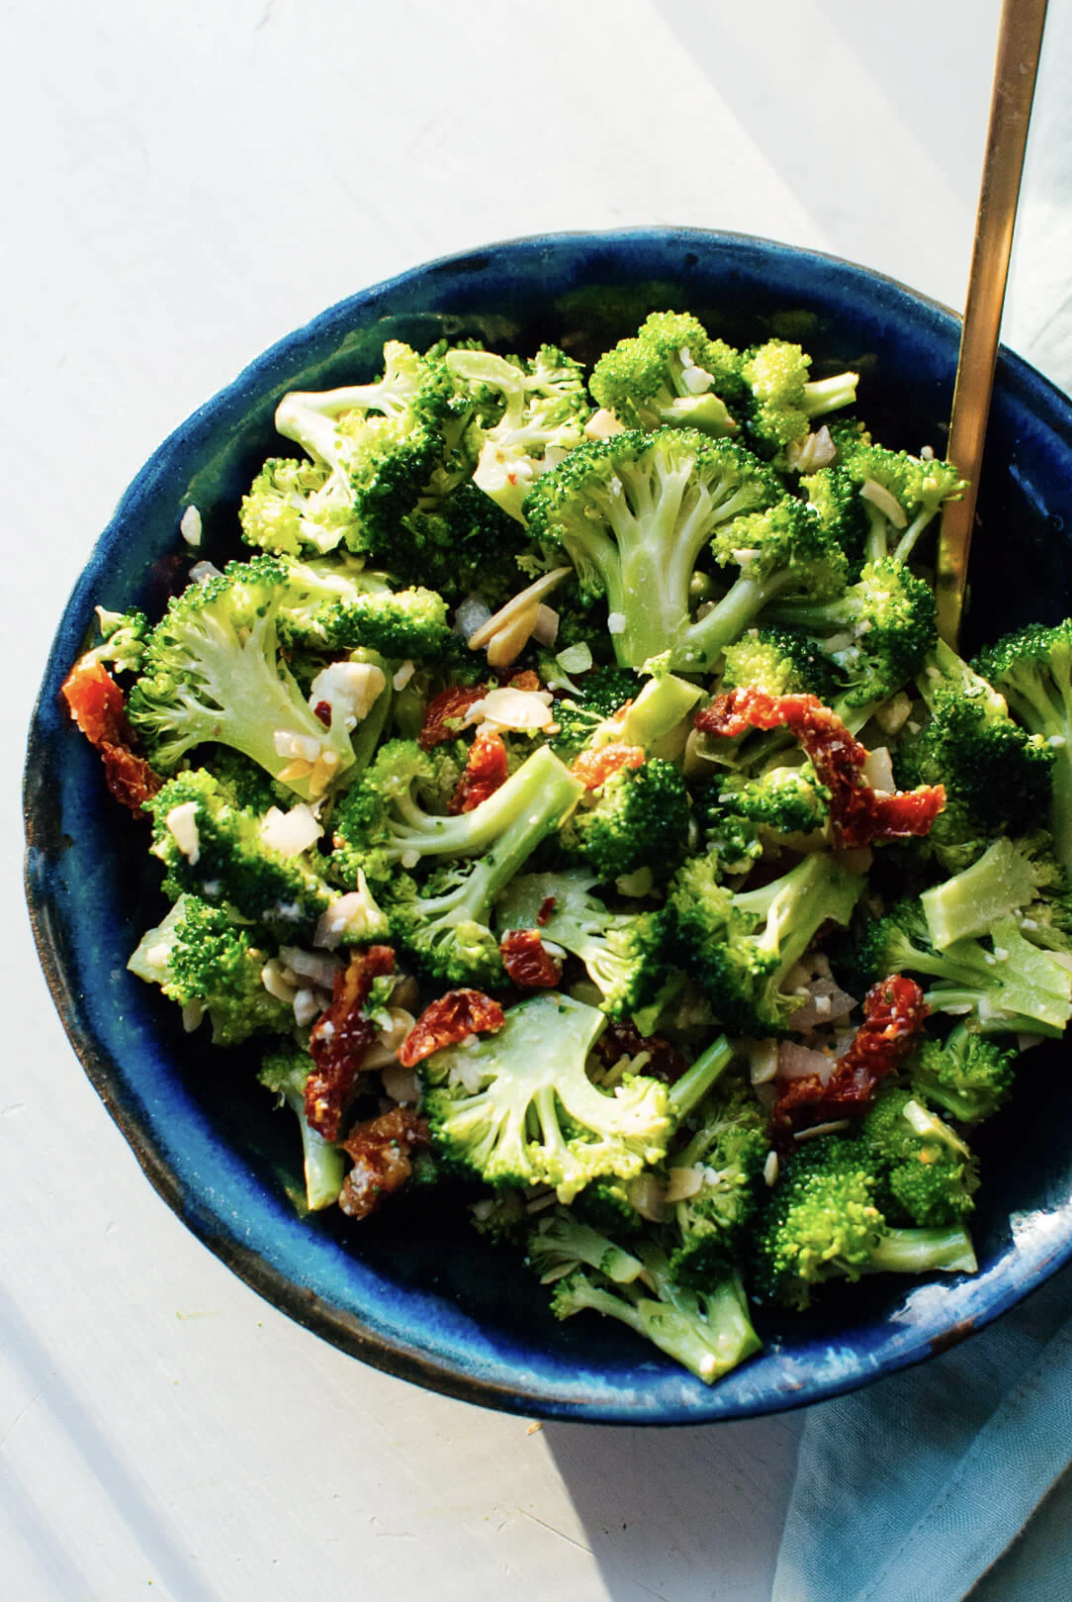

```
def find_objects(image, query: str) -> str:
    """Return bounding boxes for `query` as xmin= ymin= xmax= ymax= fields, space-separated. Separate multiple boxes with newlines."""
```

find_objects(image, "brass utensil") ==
xmin=936 ymin=0 xmax=1049 ymax=648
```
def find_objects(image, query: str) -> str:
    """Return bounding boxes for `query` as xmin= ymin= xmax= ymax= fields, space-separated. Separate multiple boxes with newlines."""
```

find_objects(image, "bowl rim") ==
xmin=24 ymin=225 xmax=1072 ymax=1424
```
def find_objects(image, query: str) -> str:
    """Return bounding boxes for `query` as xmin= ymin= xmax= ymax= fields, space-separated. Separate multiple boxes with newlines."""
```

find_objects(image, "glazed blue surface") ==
xmin=24 ymin=230 xmax=1072 ymax=1422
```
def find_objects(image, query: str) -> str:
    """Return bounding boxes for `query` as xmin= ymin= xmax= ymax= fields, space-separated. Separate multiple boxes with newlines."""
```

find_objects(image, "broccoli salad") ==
xmin=62 ymin=311 xmax=1072 ymax=1387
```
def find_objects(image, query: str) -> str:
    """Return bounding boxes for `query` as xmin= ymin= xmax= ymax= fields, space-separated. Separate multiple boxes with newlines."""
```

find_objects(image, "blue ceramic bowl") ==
xmin=24 ymin=230 xmax=1072 ymax=1423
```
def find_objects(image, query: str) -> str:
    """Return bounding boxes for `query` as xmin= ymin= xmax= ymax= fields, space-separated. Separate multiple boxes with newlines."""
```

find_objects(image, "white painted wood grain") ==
xmin=2 ymin=0 xmax=1053 ymax=1596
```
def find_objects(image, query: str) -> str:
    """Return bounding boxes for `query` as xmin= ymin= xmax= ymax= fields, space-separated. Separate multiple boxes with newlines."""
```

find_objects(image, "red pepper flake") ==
xmin=398 ymin=988 xmax=506 ymax=1068
xmin=339 ymin=1107 xmax=430 ymax=1220
xmin=449 ymin=730 xmax=509 ymax=814
xmin=60 ymin=659 xmax=163 ymax=816
xmin=500 ymin=929 xmax=562 ymax=989
xmin=313 ymin=699 xmax=333 ymax=726
xmin=593 ymin=1021 xmax=688 ymax=1084
xmin=695 ymin=689 xmax=945 ymax=847
xmin=306 ymin=945 xmax=396 ymax=1140
xmin=773 ymin=974 xmax=929 ymax=1131
xmin=418 ymin=684 xmax=487 ymax=750
xmin=536 ymin=896 xmax=557 ymax=927
xmin=570 ymin=742 xmax=646 ymax=790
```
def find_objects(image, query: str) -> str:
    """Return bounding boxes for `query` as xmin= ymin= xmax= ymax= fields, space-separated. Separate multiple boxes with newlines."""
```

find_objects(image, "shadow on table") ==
xmin=543 ymin=1412 xmax=803 ymax=1602
xmin=0 ymin=1278 xmax=223 ymax=1602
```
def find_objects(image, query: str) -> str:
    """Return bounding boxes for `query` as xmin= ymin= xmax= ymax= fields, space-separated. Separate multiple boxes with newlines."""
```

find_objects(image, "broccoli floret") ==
xmin=571 ymin=757 xmax=691 ymax=882
xmin=240 ymin=455 xmax=356 ymax=556
xmin=848 ymin=897 xmax=1072 ymax=1036
xmin=127 ymin=556 xmax=356 ymax=799
xmin=127 ymin=894 xmax=295 ymax=1045
xmin=384 ymin=755 xmax=585 ymax=986
xmin=831 ymin=437 xmax=967 ymax=565
xmin=667 ymin=1076 xmax=770 ymax=1289
xmin=911 ymin=1025 xmax=1017 ymax=1124
xmin=701 ymin=762 xmax=826 ymax=865
xmin=527 ymin=1207 xmax=645 ymax=1285
xmin=393 ymin=483 xmax=532 ymax=606
xmin=417 ymin=991 xmax=672 ymax=1203
xmin=974 ymin=623 xmax=1072 ymax=874
xmin=750 ymin=1133 xmax=977 ymax=1309
xmin=548 ymin=666 xmax=640 ymax=760
xmin=721 ymin=625 xmax=839 ymax=702
xmin=738 ymin=340 xmax=859 ymax=452
xmin=272 ymin=341 xmax=461 ymax=557
xmin=899 ymin=641 xmax=1055 ymax=841
xmin=299 ymin=586 xmax=453 ymax=659
xmin=552 ymin=1245 xmax=761 ymax=1385
xmin=763 ymin=557 xmax=936 ymax=707
xmin=589 ymin=311 xmax=741 ymax=437
xmin=332 ymin=741 xmax=581 ymax=886
xmin=800 ymin=466 xmax=870 ymax=579
xmin=861 ymin=1086 xmax=979 ymax=1228
xmin=495 ymin=868 xmax=669 ymax=1019
xmin=445 ymin=344 xmax=592 ymax=522
xmin=259 ymin=1043 xmax=347 ymax=1212
xmin=526 ymin=429 xmax=845 ymax=670
xmin=468 ymin=1189 xmax=529 ymax=1244
xmin=570 ymin=1176 xmax=646 ymax=1238
xmin=81 ymin=607 xmax=151 ymax=677
xmin=668 ymin=851 xmax=865 ymax=1036
xmin=146 ymin=769 xmax=334 ymax=938
xmin=919 ymin=836 xmax=1068 ymax=951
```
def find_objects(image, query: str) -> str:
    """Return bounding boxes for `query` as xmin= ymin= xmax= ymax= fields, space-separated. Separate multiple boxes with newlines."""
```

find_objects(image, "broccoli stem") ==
xmin=669 ymin=1035 xmax=734 ymax=1121
xmin=394 ymin=746 xmax=583 ymax=862
xmin=921 ymin=839 xmax=1038 ymax=950
xmin=867 ymin=1224 xmax=977 ymax=1277
xmin=803 ymin=374 xmax=860 ymax=419
xmin=276 ymin=1083 xmax=345 ymax=1210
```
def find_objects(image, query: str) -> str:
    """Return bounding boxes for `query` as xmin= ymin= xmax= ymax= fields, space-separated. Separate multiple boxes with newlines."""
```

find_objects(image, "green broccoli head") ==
xmin=127 ymin=895 xmax=294 ymax=1045
xmin=526 ymin=1207 xmax=645 ymax=1285
xmin=861 ymin=1086 xmax=979 ymax=1228
xmin=418 ymin=991 xmax=672 ymax=1203
xmin=571 ymin=757 xmax=691 ymax=882
xmin=548 ymin=666 xmax=639 ymax=761
xmin=911 ymin=1026 xmax=1017 ymax=1124
xmin=127 ymin=555 xmax=356 ymax=798
xmin=146 ymin=769 xmax=334 ymax=938
xmin=749 ymin=1133 xmax=977 ymax=1309
xmin=800 ymin=465 xmax=870 ymax=579
xmin=721 ymin=625 xmax=839 ymax=702
xmin=240 ymin=455 xmax=356 ymax=556
xmin=668 ymin=1076 xmax=770 ymax=1289
xmin=589 ymin=311 xmax=742 ymax=436
xmin=738 ymin=340 xmax=859 ymax=452
xmin=258 ymin=1042 xmax=347 ymax=1211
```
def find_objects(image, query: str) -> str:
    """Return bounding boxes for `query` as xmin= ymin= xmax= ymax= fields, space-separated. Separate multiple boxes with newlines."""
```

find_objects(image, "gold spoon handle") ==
xmin=936 ymin=0 xmax=1049 ymax=649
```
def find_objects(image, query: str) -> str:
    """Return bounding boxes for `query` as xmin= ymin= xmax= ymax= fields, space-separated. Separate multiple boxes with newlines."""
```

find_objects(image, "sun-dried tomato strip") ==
xmin=61 ymin=659 xmax=133 ymax=747
xmin=60 ymin=659 xmax=162 ymax=816
xmin=313 ymin=699 xmax=332 ymax=727
xmin=418 ymin=684 xmax=487 ymax=750
xmin=536 ymin=896 xmax=557 ymax=927
xmin=773 ymin=974 xmax=929 ymax=1131
xmin=100 ymin=743 xmax=163 ymax=815
xmin=306 ymin=945 xmax=396 ymax=1140
xmin=570 ymin=742 xmax=646 ymax=790
xmin=338 ymin=1107 xmax=430 ymax=1220
xmin=505 ymin=669 xmax=542 ymax=693
xmin=449 ymin=730 xmax=509 ymax=814
xmin=593 ymin=1021 xmax=688 ymax=1084
xmin=398 ymin=988 xmax=506 ymax=1068
xmin=695 ymin=689 xmax=945 ymax=848
xmin=500 ymin=929 xmax=562 ymax=989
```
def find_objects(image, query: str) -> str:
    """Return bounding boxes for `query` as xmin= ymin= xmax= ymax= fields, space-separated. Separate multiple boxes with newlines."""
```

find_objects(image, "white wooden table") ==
xmin=7 ymin=2 xmax=1068 ymax=1596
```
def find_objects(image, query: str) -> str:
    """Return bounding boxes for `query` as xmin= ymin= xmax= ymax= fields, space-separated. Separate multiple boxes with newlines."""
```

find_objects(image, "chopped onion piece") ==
xmin=749 ymin=1039 xmax=780 ymax=1085
xmin=259 ymin=803 xmax=322 ymax=859
xmin=861 ymin=745 xmax=895 ymax=793
xmin=179 ymin=505 xmax=202 ymax=547
xmin=778 ymin=1041 xmax=834 ymax=1084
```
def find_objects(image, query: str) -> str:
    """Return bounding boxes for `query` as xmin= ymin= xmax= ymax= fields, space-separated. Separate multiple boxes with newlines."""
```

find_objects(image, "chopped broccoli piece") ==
xmin=571 ymin=757 xmax=691 ymax=882
xmin=526 ymin=429 xmax=844 ymax=670
xmin=128 ymin=556 xmax=356 ymax=799
xmin=589 ymin=311 xmax=741 ymax=436
xmin=831 ymin=436 xmax=967 ymax=565
xmin=739 ymin=339 xmax=858 ymax=453
xmin=667 ymin=1076 xmax=770 ymax=1289
xmin=418 ymin=991 xmax=672 ymax=1202
xmin=146 ymin=769 xmax=334 ymax=938
xmin=920 ymin=837 xmax=1063 ymax=950
xmin=911 ymin=1026 xmax=1017 ymax=1124
xmin=862 ymin=1086 xmax=979 ymax=1228
xmin=527 ymin=1207 xmax=645 ymax=1284
xmin=762 ymin=557 xmax=937 ymax=707
xmin=82 ymin=607 xmax=151 ymax=677
xmin=127 ymin=895 xmax=294 ymax=1045
xmin=668 ymin=851 xmax=865 ymax=1036
xmin=721 ymin=625 xmax=839 ymax=702
xmin=259 ymin=1043 xmax=347 ymax=1211
xmin=750 ymin=1133 xmax=977 ymax=1309
xmin=974 ymin=622 xmax=1072 ymax=874
xmin=552 ymin=1246 xmax=761 ymax=1385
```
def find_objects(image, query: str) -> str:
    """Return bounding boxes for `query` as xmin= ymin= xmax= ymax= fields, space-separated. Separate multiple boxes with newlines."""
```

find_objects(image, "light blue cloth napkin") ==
xmin=771 ymin=1264 xmax=1072 ymax=1602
